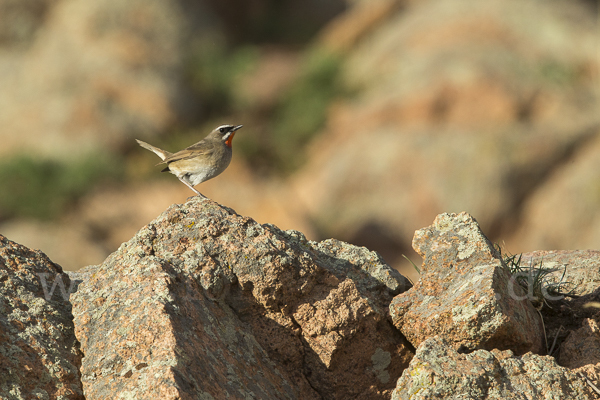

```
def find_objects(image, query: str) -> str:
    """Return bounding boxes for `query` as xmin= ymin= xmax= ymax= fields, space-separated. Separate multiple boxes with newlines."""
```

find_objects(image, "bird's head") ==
xmin=211 ymin=124 xmax=243 ymax=148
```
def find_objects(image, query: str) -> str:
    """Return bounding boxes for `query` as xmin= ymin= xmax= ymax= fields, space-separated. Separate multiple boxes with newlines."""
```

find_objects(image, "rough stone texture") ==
xmin=0 ymin=234 xmax=83 ymax=399
xmin=70 ymin=198 xmax=413 ymax=399
xmin=390 ymin=212 xmax=544 ymax=355
xmin=392 ymin=336 xmax=595 ymax=400
xmin=560 ymin=315 xmax=600 ymax=370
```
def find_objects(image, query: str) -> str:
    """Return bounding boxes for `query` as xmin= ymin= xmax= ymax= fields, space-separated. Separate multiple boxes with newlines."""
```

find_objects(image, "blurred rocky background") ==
xmin=0 ymin=0 xmax=598 ymax=280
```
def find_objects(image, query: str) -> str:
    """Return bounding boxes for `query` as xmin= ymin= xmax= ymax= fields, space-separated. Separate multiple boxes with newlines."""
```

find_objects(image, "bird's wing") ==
xmin=160 ymin=141 xmax=216 ymax=164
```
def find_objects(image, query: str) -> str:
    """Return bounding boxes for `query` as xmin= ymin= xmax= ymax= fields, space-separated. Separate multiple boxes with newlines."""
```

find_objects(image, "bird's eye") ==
xmin=219 ymin=128 xmax=226 ymax=133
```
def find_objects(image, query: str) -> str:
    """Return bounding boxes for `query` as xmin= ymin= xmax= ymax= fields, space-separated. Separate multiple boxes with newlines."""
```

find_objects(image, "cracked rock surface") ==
xmin=70 ymin=198 xmax=413 ymax=399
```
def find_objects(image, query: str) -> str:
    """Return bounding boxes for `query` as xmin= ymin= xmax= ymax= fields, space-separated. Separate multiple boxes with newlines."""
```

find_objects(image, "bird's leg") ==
xmin=178 ymin=177 xmax=207 ymax=199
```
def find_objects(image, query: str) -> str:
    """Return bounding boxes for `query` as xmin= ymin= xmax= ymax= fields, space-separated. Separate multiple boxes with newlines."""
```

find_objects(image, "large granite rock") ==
xmin=69 ymin=198 xmax=413 ymax=399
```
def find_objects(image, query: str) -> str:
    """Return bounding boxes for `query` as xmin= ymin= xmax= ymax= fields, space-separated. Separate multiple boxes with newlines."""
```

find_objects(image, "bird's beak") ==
xmin=232 ymin=125 xmax=243 ymax=131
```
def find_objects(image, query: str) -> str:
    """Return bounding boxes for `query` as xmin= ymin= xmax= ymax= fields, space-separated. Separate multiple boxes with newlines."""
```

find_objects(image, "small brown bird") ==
xmin=136 ymin=124 xmax=243 ymax=198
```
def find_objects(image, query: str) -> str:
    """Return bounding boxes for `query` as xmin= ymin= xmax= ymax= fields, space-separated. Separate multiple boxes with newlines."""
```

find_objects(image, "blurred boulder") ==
xmin=506 ymin=130 xmax=600 ymax=253
xmin=0 ymin=0 xmax=216 ymax=159
xmin=319 ymin=0 xmax=403 ymax=53
xmin=0 ymin=0 xmax=57 ymax=47
xmin=292 ymin=0 xmax=600 ymax=264
xmin=203 ymin=0 xmax=347 ymax=44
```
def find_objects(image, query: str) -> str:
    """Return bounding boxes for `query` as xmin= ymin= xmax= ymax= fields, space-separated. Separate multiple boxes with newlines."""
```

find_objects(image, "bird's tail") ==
xmin=135 ymin=139 xmax=172 ymax=162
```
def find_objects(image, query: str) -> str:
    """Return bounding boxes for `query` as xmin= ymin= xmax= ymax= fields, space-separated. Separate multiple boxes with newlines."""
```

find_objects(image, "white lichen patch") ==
xmin=451 ymin=296 xmax=487 ymax=323
xmin=455 ymin=227 xmax=485 ymax=260
xmin=371 ymin=347 xmax=391 ymax=383
xmin=433 ymin=213 xmax=455 ymax=232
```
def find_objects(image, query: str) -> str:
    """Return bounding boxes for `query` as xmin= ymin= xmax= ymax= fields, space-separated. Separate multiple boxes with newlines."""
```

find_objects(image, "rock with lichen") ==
xmin=389 ymin=212 xmax=544 ymax=355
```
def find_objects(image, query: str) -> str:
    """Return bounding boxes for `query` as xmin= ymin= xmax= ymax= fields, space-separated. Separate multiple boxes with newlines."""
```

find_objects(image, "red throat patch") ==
xmin=225 ymin=132 xmax=236 ymax=148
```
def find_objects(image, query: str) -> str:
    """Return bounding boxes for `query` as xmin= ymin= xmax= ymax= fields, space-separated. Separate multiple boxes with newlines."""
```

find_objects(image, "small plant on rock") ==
xmin=500 ymin=248 xmax=577 ymax=310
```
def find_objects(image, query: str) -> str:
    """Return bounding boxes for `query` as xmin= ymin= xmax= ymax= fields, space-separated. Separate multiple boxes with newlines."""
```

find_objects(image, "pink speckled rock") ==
xmin=70 ymin=197 xmax=413 ymax=400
